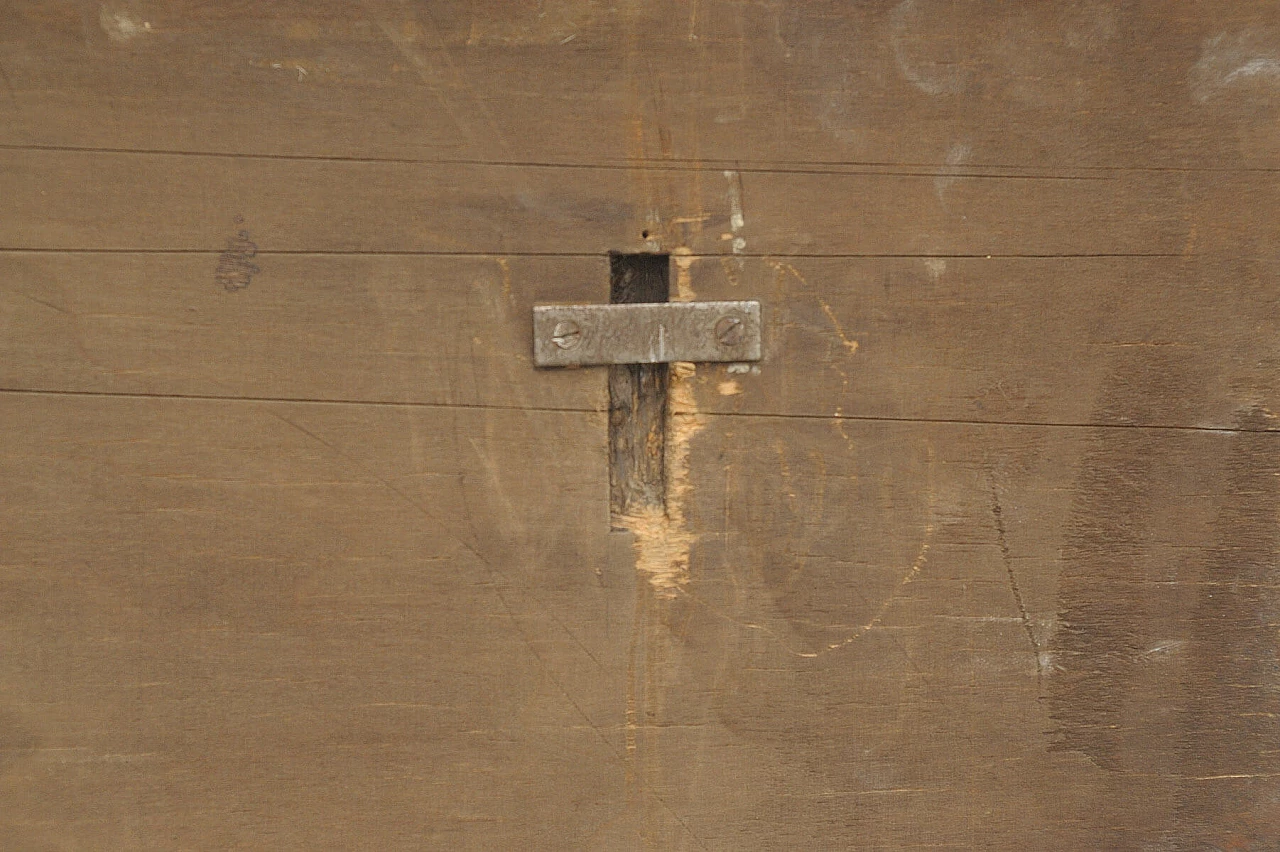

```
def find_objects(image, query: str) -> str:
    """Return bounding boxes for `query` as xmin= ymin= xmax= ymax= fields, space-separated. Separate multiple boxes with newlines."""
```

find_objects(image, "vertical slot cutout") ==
xmin=608 ymin=252 xmax=670 ymax=525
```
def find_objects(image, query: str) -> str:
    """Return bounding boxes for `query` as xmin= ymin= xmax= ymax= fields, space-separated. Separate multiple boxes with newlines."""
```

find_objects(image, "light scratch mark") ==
xmin=818 ymin=299 xmax=859 ymax=354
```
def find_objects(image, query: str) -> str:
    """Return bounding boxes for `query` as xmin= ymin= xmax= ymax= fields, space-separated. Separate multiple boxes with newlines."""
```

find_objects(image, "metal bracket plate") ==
xmin=533 ymin=301 xmax=762 ymax=367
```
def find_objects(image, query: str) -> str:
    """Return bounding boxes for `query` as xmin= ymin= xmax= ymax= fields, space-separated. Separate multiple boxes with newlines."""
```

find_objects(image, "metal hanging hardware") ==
xmin=533 ymin=301 xmax=762 ymax=367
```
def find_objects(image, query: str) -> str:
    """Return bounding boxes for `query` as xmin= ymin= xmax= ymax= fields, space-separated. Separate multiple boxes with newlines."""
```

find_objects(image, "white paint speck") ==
xmin=1038 ymin=651 xmax=1057 ymax=674
xmin=99 ymin=4 xmax=148 ymax=42
xmin=724 ymin=170 xmax=746 ymax=257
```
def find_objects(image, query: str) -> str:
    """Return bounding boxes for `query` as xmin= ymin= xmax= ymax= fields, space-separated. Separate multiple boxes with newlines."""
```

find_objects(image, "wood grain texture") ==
xmin=3 ymin=254 xmax=1276 ymax=429
xmin=3 ymin=1 xmax=1280 ymax=849
xmin=3 ymin=1 xmax=1280 ymax=170
xmin=608 ymin=253 xmax=669 ymax=519
xmin=5 ymin=395 xmax=1277 ymax=848
xmin=1 ymin=396 xmax=624 ymax=849
xmin=5 ymin=147 xmax=1233 ymax=257
xmin=666 ymin=411 xmax=1280 ymax=848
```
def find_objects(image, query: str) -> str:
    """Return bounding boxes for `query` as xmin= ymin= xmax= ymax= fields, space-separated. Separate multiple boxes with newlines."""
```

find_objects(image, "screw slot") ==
xmin=551 ymin=320 xmax=582 ymax=350
xmin=714 ymin=313 xmax=747 ymax=347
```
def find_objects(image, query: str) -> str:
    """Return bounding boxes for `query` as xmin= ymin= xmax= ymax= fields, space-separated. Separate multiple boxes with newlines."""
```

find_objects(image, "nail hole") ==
xmin=641 ymin=230 xmax=649 ymax=239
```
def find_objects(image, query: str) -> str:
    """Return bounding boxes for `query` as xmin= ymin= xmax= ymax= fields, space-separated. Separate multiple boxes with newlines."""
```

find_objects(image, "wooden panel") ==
xmin=4 ymin=394 xmax=1277 ymax=847
xmin=5 ymin=0 xmax=1280 ymax=847
xmin=5 ymin=148 xmax=1237 ymax=256
xmin=0 ymin=253 xmax=605 ymax=411
xmin=3 ymin=254 xmax=1277 ymax=431
xmin=658 ymin=411 xmax=1280 ymax=848
xmin=696 ymin=254 xmax=1280 ymax=427
xmin=3 ymin=1 xmax=1280 ymax=169
xmin=0 ymin=394 xmax=628 ymax=849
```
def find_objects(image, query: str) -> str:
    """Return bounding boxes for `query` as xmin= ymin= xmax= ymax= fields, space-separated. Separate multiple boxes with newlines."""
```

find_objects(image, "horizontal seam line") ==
xmin=3 ymin=388 xmax=1273 ymax=435
xmin=699 ymin=409 xmax=1279 ymax=435
xmin=0 ymin=248 xmax=1188 ymax=259
xmin=0 ymin=388 xmax=600 ymax=415
xmin=4 ymin=142 xmax=1280 ymax=176
xmin=0 ymin=143 xmax=1140 ymax=179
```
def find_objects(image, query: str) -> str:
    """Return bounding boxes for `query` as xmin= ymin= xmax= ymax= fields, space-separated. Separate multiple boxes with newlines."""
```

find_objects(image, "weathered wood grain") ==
xmin=3 ymin=254 xmax=1276 ymax=432
xmin=4 ymin=394 xmax=1276 ymax=847
xmin=0 ymin=147 xmax=1241 ymax=256
xmin=3 ymin=1 xmax=1280 ymax=170
xmin=608 ymin=252 xmax=669 ymax=520
xmin=663 ymin=410 xmax=1280 ymax=848
xmin=0 ymin=395 xmax=628 ymax=849
xmin=4 ymin=1 xmax=1280 ymax=848
xmin=0 ymin=253 xmax=606 ymax=412
xmin=688 ymin=253 xmax=1280 ymax=429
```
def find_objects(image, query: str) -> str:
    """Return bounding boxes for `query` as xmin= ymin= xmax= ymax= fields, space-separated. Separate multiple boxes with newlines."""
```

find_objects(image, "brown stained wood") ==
xmin=0 ymin=253 xmax=609 ymax=412
xmin=684 ymin=254 xmax=1280 ymax=429
xmin=0 ymin=147 xmax=1237 ymax=256
xmin=4 ymin=393 xmax=1278 ymax=848
xmin=4 ymin=1 xmax=1280 ymax=849
xmin=3 ymin=254 xmax=1277 ymax=431
xmin=3 ymin=2 xmax=1280 ymax=170
xmin=665 ymin=411 xmax=1280 ymax=848
xmin=0 ymin=395 xmax=624 ymax=849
